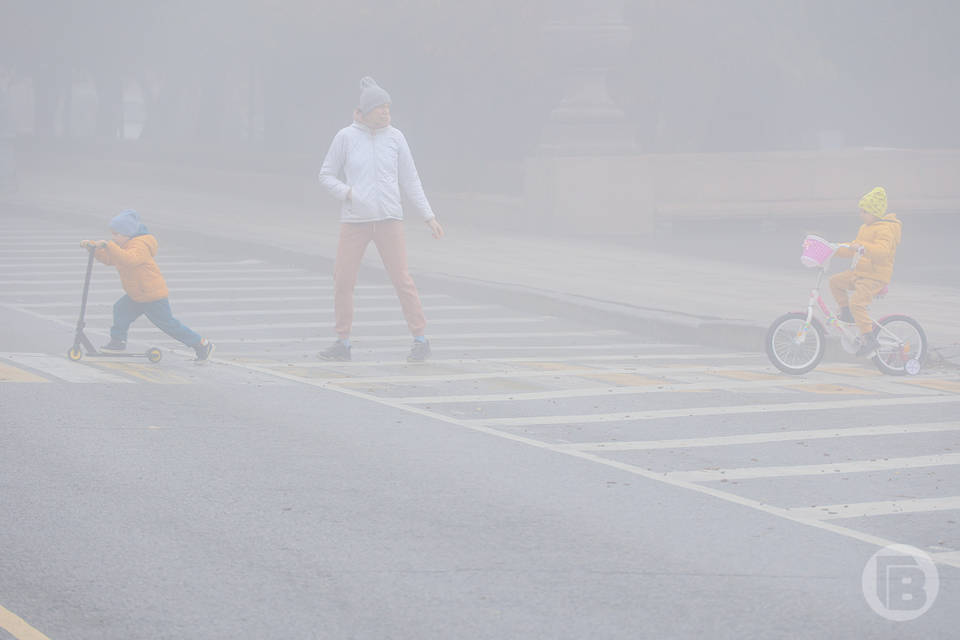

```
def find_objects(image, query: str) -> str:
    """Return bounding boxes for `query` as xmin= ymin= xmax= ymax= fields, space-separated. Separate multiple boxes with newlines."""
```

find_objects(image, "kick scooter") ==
xmin=67 ymin=244 xmax=163 ymax=363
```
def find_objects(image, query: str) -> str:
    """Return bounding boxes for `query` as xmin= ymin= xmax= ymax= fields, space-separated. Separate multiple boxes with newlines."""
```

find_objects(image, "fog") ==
xmin=1 ymin=2 xmax=959 ymax=637
xmin=3 ymin=1 xmax=960 ymax=181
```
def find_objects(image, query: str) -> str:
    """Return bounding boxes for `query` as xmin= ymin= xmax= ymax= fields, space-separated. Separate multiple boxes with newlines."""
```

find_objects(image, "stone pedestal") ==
xmin=525 ymin=0 xmax=648 ymax=232
xmin=524 ymin=155 xmax=654 ymax=233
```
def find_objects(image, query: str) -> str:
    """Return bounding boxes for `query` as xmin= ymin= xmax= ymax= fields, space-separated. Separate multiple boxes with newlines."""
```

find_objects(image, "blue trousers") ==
xmin=111 ymin=296 xmax=201 ymax=347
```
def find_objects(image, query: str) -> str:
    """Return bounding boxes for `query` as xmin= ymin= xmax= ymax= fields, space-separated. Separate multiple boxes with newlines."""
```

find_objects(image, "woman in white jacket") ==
xmin=317 ymin=76 xmax=444 ymax=362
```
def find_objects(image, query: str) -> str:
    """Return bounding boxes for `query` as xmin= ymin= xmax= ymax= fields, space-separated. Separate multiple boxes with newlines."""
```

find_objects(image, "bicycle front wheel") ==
xmin=766 ymin=312 xmax=826 ymax=375
xmin=872 ymin=315 xmax=927 ymax=376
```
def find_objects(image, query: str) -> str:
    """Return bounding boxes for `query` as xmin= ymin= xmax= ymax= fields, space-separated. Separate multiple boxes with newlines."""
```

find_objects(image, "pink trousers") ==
xmin=333 ymin=220 xmax=426 ymax=338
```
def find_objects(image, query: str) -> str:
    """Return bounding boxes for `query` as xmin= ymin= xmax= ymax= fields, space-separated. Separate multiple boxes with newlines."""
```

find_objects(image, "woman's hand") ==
xmin=426 ymin=218 xmax=444 ymax=239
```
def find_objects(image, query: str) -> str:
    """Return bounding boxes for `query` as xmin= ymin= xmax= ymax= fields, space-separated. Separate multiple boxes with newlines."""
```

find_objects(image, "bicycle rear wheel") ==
xmin=766 ymin=312 xmax=826 ymax=375
xmin=872 ymin=315 xmax=927 ymax=376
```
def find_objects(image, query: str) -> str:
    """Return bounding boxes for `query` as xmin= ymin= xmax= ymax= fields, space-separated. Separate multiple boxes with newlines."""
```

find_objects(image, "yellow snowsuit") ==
xmin=829 ymin=213 xmax=902 ymax=334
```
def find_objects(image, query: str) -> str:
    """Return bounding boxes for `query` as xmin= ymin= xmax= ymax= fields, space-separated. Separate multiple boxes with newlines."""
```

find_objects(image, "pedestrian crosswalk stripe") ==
xmin=563 ymin=421 xmax=960 ymax=451
xmin=328 ymin=364 xmax=761 ymax=385
xmin=783 ymin=496 xmax=960 ymax=520
xmin=392 ymin=376 xmax=874 ymax=404
xmin=784 ymin=383 xmax=875 ymax=395
xmin=466 ymin=395 xmax=960 ymax=426
xmin=197 ymin=330 xmax=628 ymax=345
xmin=291 ymin=352 xmax=759 ymax=368
xmin=12 ymin=293 xmax=453 ymax=308
xmin=126 ymin=316 xmax=555 ymax=333
xmin=49 ymin=304 xmax=501 ymax=320
xmin=667 ymin=453 xmax=960 ymax=483
xmin=2 ymin=275 xmax=333 ymax=285
xmin=0 ymin=284 xmax=402 ymax=296
xmin=0 ymin=267 xmax=309 ymax=277
xmin=0 ymin=353 xmax=134 ymax=383
xmin=0 ymin=361 xmax=51 ymax=382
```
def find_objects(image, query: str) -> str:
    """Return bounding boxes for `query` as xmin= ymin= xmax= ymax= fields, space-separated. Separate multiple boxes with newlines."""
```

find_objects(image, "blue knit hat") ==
xmin=358 ymin=76 xmax=391 ymax=115
xmin=109 ymin=209 xmax=148 ymax=237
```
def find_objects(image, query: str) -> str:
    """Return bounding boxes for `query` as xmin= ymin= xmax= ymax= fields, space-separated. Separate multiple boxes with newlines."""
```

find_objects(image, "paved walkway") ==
xmin=3 ymin=166 xmax=959 ymax=357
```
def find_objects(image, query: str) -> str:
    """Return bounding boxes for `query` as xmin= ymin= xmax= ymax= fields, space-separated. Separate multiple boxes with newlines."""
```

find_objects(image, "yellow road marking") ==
xmin=272 ymin=366 xmax=352 ymax=380
xmin=785 ymin=383 xmax=875 ymax=395
xmin=818 ymin=365 xmax=883 ymax=377
xmin=514 ymin=361 xmax=595 ymax=372
xmin=0 ymin=604 xmax=51 ymax=640
xmin=901 ymin=378 xmax=960 ymax=394
xmin=581 ymin=373 xmax=665 ymax=386
xmin=709 ymin=370 xmax=781 ymax=381
xmin=90 ymin=362 xmax=189 ymax=384
xmin=0 ymin=362 xmax=49 ymax=383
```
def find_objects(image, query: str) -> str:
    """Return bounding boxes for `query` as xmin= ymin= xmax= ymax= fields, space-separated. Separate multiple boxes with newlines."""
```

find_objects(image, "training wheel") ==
xmin=147 ymin=348 xmax=163 ymax=363
xmin=67 ymin=347 xmax=83 ymax=361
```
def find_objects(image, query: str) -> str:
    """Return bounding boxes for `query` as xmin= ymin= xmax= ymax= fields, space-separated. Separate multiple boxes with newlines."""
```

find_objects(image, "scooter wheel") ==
xmin=147 ymin=348 xmax=163 ymax=363
xmin=67 ymin=347 xmax=83 ymax=361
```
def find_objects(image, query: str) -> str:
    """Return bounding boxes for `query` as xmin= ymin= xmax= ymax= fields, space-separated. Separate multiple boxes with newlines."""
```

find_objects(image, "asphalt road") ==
xmin=1 ymin=219 xmax=958 ymax=639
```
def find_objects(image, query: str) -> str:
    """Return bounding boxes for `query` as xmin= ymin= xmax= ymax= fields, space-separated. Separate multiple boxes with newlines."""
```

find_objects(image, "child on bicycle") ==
xmin=829 ymin=187 xmax=902 ymax=356
xmin=80 ymin=209 xmax=215 ymax=362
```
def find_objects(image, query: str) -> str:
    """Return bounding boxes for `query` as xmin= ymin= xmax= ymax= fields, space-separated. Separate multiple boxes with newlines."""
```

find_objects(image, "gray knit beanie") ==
xmin=358 ymin=76 xmax=391 ymax=115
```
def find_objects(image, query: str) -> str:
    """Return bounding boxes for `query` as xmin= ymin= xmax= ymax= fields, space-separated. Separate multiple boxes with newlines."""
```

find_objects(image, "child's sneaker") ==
xmin=194 ymin=338 xmax=215 ymax=362
xmin=317 ymin=340 xmax=351 ymax=361
xmin=856 ymin=334 xmax=880 ymax=358
xmin=100 ymin=339 xmax=126 ymax=352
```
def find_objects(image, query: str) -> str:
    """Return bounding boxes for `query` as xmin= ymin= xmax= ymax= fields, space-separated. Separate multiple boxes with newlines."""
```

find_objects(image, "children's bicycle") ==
xmin=765 ymin=235 xmax=926 ymax=376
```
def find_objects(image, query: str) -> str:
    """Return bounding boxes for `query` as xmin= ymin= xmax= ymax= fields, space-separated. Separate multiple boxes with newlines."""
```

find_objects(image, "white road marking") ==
xmin=785 ymin=496 xmax=960 ymax=520
xmin=323 ymin=364 xmax=762 ymax=385
xmin=211 ymin=356 xmax=960 ymax=570
xmin=123 ymin=317 xmax=554 ymax=333
xmin=11 ymin=294 xmax=452 ymax=307
xmin=564 ymin=421 xmax=960 ymax=451
xmin=668 ymin=453 xmax=960 ymax=483
xmin=228 ymin=342 xmax=686 ymax=355
xmin=0 ymin=353 xmax=134 ymax=383
xmin=48 ymin=304 xmax=501 ymax=320
xmin=397 ymin=377 xmax=820 ymax=404
xmin=0 ymin=260 xmax=274 ymax=268
xmin=468 ymin=395 xmax=960 ymax=427
xmin=2 ymin=275 xmax=332 ymax=284
xmin=0 ymin=267 xmax=307 ymax=277
xmin=192 ymin=330 xmax=628 ymax=345
xmin=932 ymin=551 xmax=960 ymax=565
xmin=289 ymin=352 xmax=759 ymax=368
xmin=0 ymin=284 xmax=405 ymax=296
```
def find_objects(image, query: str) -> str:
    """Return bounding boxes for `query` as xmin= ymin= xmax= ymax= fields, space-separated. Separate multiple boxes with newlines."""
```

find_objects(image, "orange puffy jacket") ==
xmin=834 ymin=213 xmax=902 ymax=284
xmin=95 ymin=235 xmax=169 ymax=302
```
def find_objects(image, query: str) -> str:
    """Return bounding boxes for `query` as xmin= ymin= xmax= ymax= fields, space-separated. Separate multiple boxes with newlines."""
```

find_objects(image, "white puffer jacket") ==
xmin=318 ymin=122 xmax=435 ymax=223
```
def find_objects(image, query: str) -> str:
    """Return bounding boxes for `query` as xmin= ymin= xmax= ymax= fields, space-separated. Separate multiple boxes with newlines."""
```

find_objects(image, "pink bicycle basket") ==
xmin=800 ymin=235 xmax=836 ymax=268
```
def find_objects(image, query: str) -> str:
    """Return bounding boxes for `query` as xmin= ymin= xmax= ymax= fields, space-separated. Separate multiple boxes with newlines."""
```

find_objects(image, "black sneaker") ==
xmin=856 ymin=334 xmax=880 ymax=358
xmin=838 ymin=307 xmax=855 ymax=323
xmin=318 ymin=340 xmax=351 ymax=361
xmin=407 ymin=339 xmax=431 ymax=363
xmin=194 ymin=338 xmax=215 ymax=362
xmin=100 ymin=338 xmax=127 ymax=352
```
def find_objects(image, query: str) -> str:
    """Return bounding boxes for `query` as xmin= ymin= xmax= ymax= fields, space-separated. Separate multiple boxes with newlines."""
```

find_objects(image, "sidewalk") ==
xmin=3 ymin=166 xmax=959 ymax=360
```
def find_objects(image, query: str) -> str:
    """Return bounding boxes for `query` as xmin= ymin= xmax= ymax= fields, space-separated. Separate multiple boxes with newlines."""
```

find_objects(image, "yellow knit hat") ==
xmin=859 ymin=187 xmax=888 ymax=217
